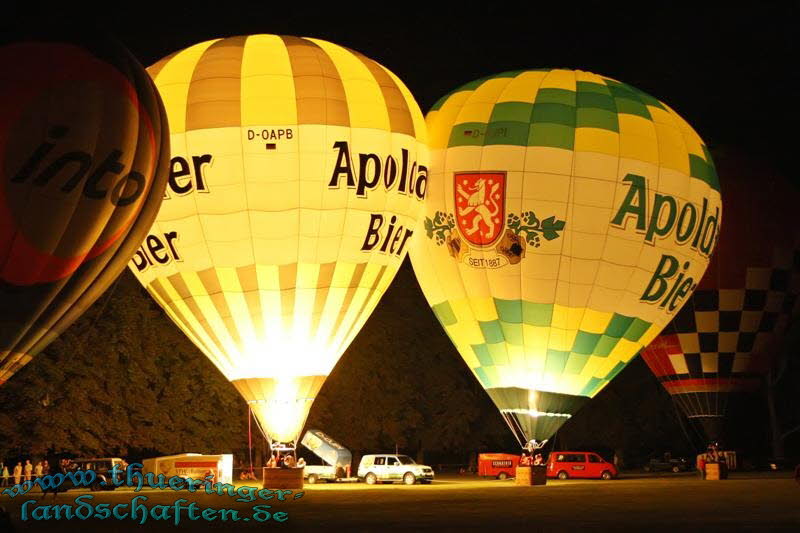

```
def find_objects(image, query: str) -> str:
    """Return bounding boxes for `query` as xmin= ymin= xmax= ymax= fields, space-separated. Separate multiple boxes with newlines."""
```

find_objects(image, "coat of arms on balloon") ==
xmin=424 ymin=171 xmax=565 ymax=267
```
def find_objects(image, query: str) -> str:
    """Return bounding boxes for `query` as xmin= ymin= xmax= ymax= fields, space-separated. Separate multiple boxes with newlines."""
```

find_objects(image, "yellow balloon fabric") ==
xmin=129 ymin=35 xmax=428 ymax=444
xmin=410 ymin=69 xmax=720 ymax=444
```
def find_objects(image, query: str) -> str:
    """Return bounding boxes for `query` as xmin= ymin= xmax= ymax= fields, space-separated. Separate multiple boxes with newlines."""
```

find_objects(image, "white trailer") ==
xmin=141 ymin=453 xmax=233 ymax=485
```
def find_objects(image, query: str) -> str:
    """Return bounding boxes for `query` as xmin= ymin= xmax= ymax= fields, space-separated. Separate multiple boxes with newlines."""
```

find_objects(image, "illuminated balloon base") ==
xmin=488 ymin=388 xmax=589 ymax=445
xmin=233 ymin=375 xmax=326 ymax=445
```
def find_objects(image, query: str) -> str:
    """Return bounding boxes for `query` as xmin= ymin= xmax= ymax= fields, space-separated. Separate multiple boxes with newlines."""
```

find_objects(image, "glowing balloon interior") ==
xmin=0 ymin=38 xmax=170 ymax=384
xmin=130 ymin=35 xmax=428 ymax=446
xmin=410 ymin=69 xmax=720 ymax=445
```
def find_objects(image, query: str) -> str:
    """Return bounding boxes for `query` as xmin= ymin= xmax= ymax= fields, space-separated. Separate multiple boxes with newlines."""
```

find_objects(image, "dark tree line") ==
xmin=1 ymin=260 xmax=798 ymax=468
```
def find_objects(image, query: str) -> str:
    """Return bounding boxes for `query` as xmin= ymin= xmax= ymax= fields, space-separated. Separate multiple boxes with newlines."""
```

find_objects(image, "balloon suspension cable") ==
xmin=500 ymin=412 xmax=528 ymax=449
xmin=672 ymin=399 xmax=702 ymax=450
xmin=247 ymin=406 xmax=254 ymax=476
xmin=523 ymin=439 xmax=548 ymax=453
xmin=249 ymin=406 xmax=269 ymax=442
xmin=246 ymin=408 xmax=297 ymax=453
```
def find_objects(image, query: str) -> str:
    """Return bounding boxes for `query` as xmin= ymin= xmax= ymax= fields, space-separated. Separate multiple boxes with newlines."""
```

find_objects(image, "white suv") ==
xmin=357 ymin=454 xmax=434 ymax=485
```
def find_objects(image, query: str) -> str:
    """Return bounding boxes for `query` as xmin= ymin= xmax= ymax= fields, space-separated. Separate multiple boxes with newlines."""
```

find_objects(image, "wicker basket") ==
xmin=262 ymin=467 xmax=304 ymax=489
xmin=515 ymin=465 xmax=547 ymax=486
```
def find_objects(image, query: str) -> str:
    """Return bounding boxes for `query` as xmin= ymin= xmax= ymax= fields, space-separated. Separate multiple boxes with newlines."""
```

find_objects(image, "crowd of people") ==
xmin=0 ymin=459 xmax=53 ymax=486
xmin=265 ymin=451 xmax=306 ymax=469
xmin=237 ymin=451 xmax=307 ymax=480
xmin=0 ymin=458 xmax=112 ymax=487
xmin=518 ymin=439 xmax=546 ymax=467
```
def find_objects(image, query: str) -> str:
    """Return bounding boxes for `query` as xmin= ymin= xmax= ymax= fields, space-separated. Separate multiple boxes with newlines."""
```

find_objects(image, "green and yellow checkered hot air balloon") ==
xmin=410 ymin=69 xmax=721 ymax=446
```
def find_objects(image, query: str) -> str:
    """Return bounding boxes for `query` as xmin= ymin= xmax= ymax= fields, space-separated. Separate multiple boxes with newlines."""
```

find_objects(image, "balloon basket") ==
xmin=515 ymin=466 xmax=547 ymax=486
xmin=704 ymin=463 xmax=728 ymax=480
xmin=262 ymin=467 xmax=304 ymax=489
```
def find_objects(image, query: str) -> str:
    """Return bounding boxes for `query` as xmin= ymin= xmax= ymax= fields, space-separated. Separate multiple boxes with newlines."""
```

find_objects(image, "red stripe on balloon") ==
xmin=662 ymin=378 xmax=760 ymax=393
xmin=0 ymin=42 xmax=156 ymax=285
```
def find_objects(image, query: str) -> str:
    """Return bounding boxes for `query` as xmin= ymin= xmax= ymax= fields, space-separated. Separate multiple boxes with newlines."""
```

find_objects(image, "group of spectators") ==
xmin=266 ymin=451 xmax=306 ymax=469
xmin=0 ymin=459 xmax=52 ymax=486
xmin=0 ymin=458 xmax=81 ymax=487
xmin=519 ymin=439 xmax=545 ymax=467
xmin=695 ymin=443 xmax=729 ymax=478
xmin=236 ymin=451 xmax=309 ymax=479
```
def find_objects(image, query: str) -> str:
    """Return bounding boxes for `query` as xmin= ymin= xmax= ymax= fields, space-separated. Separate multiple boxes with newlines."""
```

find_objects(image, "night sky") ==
xmin=2 ymin=3 xmax=797 ymax=462
xmin=6 ymin=3 xmax=796 ymax=177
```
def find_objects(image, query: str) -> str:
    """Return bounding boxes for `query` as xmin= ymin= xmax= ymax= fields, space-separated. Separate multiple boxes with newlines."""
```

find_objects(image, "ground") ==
xmin=2 ymin=472 xmax=798 ymax=531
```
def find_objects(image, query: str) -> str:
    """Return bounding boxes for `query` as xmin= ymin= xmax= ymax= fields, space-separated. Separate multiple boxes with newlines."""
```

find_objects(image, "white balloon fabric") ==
xmin=130 ymin=35 xmax=428 ymax=445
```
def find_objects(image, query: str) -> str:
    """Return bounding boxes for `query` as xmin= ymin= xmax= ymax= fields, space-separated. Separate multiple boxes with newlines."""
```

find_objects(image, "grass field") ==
xmin=2 ymin=472 xmax=798 ymax=531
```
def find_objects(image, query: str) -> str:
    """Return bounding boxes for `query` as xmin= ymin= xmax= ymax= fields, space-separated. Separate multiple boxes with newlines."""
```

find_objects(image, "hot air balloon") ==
xmin=641 ymin=152 xmax=800 ymax=442
xmin=410 ymin=69 xmax=720 ymax=447
xmin=0 ymin=36 xmax=170 ymax=384
xmin=130 ymin=35 xmax=428 ymax=449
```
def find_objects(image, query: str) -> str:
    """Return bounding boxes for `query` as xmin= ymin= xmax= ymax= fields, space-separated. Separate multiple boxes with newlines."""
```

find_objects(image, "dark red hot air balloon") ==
xmin=641 ymin=152 xmax=800 ymax=441
xmin=0 ymin=35 xmax=170 ymax=383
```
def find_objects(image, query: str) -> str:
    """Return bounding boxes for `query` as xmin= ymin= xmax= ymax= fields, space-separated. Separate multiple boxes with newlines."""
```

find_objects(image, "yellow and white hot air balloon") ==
xmin=410 ymin=69 xmax=721 ymax=446
xmin=129 ymin=35 xmax=428 ymax=447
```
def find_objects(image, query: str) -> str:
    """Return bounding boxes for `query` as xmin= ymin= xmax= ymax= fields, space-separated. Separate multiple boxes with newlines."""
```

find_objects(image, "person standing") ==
xmin=42 ymin=460 xmax=50 ymax=477
xmin=23 ymin=460 xmax=32 ymax=482
xmin=34 ymin=461 xmax=43 ymax=481
xmin=13 ymin=462 xmax=22 ymax=486
xmin=1 ymin=464 xmax=8 ymax=487
xmin=696 ymin=453 xmax=706 ymax=479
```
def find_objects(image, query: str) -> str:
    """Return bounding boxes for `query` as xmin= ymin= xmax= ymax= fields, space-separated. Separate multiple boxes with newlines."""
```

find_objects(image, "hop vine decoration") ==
xmin=424 ymin=211 xmax=456 ymax=245
xmin=507 ymin=211 xmax=565 ymax=247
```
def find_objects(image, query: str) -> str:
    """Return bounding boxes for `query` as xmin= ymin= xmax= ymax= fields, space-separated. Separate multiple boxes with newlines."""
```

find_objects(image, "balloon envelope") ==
xmin=0 ymin=36 xmax=170 ymax=383
xmin=130 ymin=35 xmax=428 ymax=445
xmin=411 ymin=69 xmax=720 ymax=444
xmin=641 ymin=153 xmax=800 ymax=440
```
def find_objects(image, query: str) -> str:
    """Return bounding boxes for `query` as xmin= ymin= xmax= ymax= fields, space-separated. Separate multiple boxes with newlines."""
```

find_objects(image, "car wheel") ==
xmin=557 ymin=471 xmax=569 ymax=480
xmin=672 ymin=466 xmax=680 ymax=473
xmin=403 ymin=473 xmax=416 ymax=485
xmin=307 ymin=474 xmax=318 ymax=484
xmin=365 ymin=473 xmax=377 ymax=485
xmin=601 ymin=471 xmax=613 ymax=480
xmin=497 ymin=472 xmax=508 ymax=480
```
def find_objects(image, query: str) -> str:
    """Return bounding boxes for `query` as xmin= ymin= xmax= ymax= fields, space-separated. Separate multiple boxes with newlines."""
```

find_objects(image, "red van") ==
xmin=546 ymin=451 xmax=617 ymax=480
xmin=478 ymin=453 xmax=520 ymax=479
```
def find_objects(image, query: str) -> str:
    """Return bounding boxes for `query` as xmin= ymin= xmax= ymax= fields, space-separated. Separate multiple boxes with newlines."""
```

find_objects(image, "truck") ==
xmin=644 ymin=452 xmax=690 ymax=473
xmin=300 ymin=429 xmax=358 ymax=483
